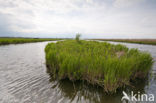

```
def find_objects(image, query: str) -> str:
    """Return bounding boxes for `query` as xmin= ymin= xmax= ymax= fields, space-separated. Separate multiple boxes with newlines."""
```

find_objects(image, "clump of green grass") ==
xmin=0 ymin=37 xmax=61 ymax=45
xmin=45 ymin=40 xmax=153 ymax=93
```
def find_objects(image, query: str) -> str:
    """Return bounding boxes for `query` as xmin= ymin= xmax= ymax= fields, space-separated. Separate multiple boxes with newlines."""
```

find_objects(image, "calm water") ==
xmin=0 ymin=41 xmax=156 ymax=103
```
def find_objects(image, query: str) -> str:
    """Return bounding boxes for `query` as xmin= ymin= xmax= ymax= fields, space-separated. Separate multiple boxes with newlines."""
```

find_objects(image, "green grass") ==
xmin=92 ymin=39 xmax=156 ymax=45
xmin=0 ymin=37 xmax=61 ymax=45
xmin=45 ymin=40 xmax=153 ymax=93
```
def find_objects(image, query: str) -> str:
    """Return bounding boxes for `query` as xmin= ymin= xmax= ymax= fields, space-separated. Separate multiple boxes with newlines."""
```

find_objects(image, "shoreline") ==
xmin=91 ymin=39 xmax=156 ymax=45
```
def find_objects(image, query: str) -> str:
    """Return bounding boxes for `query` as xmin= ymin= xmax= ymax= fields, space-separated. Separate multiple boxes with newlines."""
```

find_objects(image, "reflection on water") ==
xmin=0 ymin=41 xmax=156 ymax=103
xmin=47 ymin=67 xmax=150 ymax=103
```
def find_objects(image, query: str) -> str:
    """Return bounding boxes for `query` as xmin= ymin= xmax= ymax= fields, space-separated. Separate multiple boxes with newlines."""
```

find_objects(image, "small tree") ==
xmin=75 ymin=33 xmax=81 ymax=43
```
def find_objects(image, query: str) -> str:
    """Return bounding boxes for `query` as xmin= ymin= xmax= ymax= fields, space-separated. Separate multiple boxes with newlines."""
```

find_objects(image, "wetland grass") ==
xmin=0 ymin=37 xmax=61 ymax=45
xmin=45 ymin=39 xmax=153 ymax=93
xmin=93 ymin=39 xmax=156 ymax=45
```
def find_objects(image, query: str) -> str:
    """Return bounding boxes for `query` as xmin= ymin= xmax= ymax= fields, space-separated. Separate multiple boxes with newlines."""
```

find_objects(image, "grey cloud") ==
xmin=0 ymin=13 xmax=14 ymax=36
xmin=0 ymin=0 xmax=155 ymax=38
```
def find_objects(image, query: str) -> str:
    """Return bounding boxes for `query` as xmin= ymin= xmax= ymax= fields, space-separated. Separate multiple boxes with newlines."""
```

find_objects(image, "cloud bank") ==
xmin=0 ymin=0 xmax=156 ymax=38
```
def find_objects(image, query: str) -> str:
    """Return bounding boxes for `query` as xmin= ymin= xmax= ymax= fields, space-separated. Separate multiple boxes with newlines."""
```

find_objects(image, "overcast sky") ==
xmin=0 ymin=0 xmax=156 ymax=38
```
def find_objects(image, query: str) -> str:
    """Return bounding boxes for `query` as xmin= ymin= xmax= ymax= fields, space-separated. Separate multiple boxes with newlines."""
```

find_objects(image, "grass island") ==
xmin=45 ymin=38 xmax=153 ymax=93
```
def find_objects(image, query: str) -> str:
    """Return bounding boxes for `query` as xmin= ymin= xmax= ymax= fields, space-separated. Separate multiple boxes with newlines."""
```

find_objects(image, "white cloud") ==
xmin=113 ymin=0 xmax=144 ymax=8
xmin=0 ymin=0 xmax=155 ymax=38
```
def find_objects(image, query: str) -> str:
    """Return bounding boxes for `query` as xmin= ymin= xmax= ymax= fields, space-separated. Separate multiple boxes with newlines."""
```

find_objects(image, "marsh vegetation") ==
xmin=93 ymin=39 xmax=156 ymax=45
xmin=0 ymin=37 xmax=60 ymax=45
xmin=45 ymin=38 xmax=153 ymax=93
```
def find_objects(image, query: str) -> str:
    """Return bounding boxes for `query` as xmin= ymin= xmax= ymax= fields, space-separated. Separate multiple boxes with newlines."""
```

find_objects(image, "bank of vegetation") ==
xmin=45 ymin=36 xmax=153 ymax=93
xmin=0 ymin=37 xmax=61 ymax=45
xmin=92 ymin=39 xmax=156 ymax=45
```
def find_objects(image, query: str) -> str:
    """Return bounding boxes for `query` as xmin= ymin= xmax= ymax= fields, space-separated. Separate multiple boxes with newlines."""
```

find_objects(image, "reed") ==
xmin=45 ymin=40 xmax=153 ymax=93
xmin=0 ymin=37 xmax=60 ymax=45
xmin=92 ymin=39 xmax=156 ymax=45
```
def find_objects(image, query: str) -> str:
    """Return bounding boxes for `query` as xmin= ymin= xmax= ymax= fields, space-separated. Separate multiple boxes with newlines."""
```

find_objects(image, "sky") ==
xmin=0 ymin=0 xmax=156 ymax=38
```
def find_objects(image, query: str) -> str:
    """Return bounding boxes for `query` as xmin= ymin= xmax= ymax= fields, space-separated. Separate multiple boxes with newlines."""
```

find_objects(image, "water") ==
xmin=0 ymin=41 xmax=156 ymax=103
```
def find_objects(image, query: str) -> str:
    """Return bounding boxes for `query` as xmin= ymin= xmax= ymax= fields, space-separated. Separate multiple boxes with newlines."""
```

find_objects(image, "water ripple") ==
xmin=0 ymin=41 xmax=156 ymax=103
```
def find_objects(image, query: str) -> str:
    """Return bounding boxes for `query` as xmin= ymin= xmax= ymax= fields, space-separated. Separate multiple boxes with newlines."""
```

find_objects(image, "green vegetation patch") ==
xmin=45 ymin=40 xmax=153 ymax=93
xmin=0 ymin=38 xmax=60 ymax=45
xmin=93 ymin=39 xmax=156 ymax=45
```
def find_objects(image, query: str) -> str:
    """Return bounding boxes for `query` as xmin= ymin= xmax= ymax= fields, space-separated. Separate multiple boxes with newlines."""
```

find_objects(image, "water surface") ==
xmin=0 ymin=41 xmax=156 ymax=103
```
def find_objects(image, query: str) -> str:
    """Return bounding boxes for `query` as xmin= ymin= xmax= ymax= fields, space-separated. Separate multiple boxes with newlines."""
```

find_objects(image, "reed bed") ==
xmin=45 ymin=40 xmax=153 ymax=93
xmin=0 ymin=38 xmax=60 ymax=45
xmin=93 ymin=39 xmax=156 ymax=45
